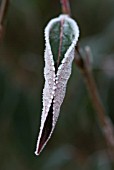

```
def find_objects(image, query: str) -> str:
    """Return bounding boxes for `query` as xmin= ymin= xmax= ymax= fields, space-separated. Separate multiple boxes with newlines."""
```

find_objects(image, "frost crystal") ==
xmin=35 ymin=14 xmax=79 ymax=155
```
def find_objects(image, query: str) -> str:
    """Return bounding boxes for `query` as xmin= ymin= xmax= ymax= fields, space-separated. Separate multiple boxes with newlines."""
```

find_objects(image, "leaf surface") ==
xmin=35 ymin=15 xmax=79 ymax=155
xmin=49 ymin=19 xmax=75 ymax=71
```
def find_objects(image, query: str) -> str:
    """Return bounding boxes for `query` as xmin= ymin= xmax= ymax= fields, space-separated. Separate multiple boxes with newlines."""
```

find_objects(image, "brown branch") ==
xmin=60 ymin=0 xmax=71 ymax=16
xmin=0 ymin=0 xmax=9 ymax=40
xmin=60 ymin=0 xmax=114 ymax=160
xmin=76 ymin=48 xmax=106 ymax=124
xmin=75 ymin=47 xmax=114 ymax=157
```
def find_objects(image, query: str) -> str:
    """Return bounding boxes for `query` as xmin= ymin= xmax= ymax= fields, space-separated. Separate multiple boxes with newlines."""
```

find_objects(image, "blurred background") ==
xmin=0 ymin=0 xmax=114 ymax=169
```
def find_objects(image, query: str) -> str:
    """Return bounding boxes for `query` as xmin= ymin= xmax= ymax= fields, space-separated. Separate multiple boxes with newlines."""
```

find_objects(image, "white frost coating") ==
xmin=35 ymin=14 xmax=79 ymax=155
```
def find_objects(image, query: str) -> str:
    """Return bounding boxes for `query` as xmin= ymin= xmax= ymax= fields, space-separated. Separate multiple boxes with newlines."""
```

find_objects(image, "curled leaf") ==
xmin=35 ymin=14 xmax=79 ymax=155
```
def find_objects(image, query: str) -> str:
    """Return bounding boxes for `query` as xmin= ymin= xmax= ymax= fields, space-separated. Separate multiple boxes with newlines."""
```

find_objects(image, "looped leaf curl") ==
xmin=35 ymin=14 xmax=79 ymax=155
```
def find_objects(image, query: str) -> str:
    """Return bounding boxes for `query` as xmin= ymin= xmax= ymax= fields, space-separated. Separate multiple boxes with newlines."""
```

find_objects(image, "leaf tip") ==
xmin=34 ymin=149 xmax=41 ymax=156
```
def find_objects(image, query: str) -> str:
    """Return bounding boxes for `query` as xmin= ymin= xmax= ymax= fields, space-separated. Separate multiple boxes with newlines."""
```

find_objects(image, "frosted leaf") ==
xmin=35 ymin=14 xmax=79 ymax=155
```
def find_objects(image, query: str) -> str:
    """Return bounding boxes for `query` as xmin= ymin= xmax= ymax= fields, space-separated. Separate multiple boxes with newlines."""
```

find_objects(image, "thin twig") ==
xmin=60 ymin=0 xmax=114 ymax=159
xmin=75 ymin=46 xmax=107 ymax=126
xmin=60 ymin=0 xmax=71 ymax=16
xmin=0 ymin=0 xmax=9 ymax=40
xmin=75 ymin=47 xmax=114 ymax=157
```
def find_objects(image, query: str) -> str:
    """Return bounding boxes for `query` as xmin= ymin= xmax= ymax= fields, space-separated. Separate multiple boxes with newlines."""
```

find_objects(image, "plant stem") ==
xmin=75 ymin=47 xmax=114 ymax=158
xmin=60 ymin=0 xmax=71 ymax=15
xmin=0 ymin=0 xmax=9 ymax=40
xmin=60 ymin=0 xmax=114 ymax=159
xmin=75 ymin=47 xmax=106 ymax=127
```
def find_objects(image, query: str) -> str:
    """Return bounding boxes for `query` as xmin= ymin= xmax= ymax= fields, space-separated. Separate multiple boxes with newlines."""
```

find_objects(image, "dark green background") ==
xmin=0 ymin=0 xmax=114 ymax=169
